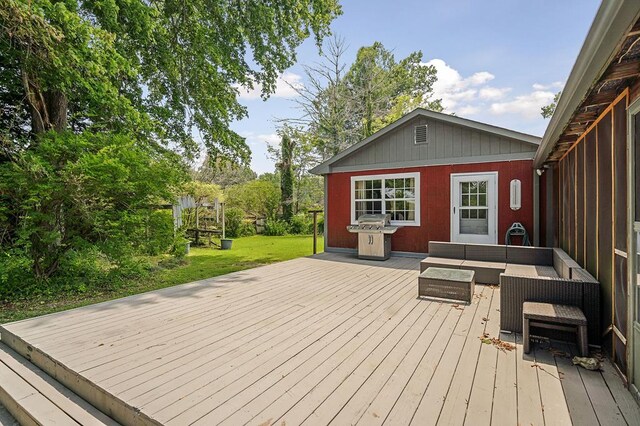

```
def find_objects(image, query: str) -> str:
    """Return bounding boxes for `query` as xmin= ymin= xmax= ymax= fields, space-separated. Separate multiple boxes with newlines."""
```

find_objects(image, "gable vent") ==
xmin=414 ymin=124 xmax=428 ymax=144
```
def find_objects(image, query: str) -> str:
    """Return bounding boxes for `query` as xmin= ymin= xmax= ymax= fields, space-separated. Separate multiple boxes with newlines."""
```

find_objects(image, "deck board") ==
xmin=1 ymin=253 xmax=638 ymax=426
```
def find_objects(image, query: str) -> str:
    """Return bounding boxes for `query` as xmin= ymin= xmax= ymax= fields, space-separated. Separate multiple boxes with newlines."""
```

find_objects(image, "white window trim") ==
xmin=350 ymin=172 xmax=421 ymax=227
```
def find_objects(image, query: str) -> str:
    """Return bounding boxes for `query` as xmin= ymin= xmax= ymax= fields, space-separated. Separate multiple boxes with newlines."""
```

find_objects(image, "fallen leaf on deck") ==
xmin=479 ymin=334 xmax=516 ymax=352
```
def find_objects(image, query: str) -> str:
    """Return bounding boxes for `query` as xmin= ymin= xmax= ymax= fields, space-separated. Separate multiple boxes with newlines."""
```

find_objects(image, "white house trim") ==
xmin=350 ymin=172 xmax=421 ymax=227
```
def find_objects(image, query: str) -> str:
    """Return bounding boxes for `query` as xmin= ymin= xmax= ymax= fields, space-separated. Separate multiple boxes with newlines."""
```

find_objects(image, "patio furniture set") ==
xmin=418 ymin=241 xmax=599 ymax=355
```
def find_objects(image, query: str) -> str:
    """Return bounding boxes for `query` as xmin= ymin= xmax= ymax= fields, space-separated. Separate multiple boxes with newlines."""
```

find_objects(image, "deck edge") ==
xmin=0 ymin=326 xmax=159 ymax=426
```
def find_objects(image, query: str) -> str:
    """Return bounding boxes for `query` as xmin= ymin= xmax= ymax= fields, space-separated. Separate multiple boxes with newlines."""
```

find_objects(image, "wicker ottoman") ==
xmin=418 ymin=267 xmax=475 ymax=304
xmin=523 ymin=302 xmax=588 ymax=356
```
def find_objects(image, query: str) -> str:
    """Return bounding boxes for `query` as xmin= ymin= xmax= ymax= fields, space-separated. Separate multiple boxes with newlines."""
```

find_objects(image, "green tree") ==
xmin=0 ymin=0 xmax=342 ymax=160
xmin=285 ymin=40 xmax=442 ymax=159
xmin=345 ymin=43 xmax=442 ymax=139
xmin=194 ymin=156 xmax=256 ymax=189
xmin=279 ymin=132 xmax=295 ymax=222
xmin=225 ymin=180 xmax=281 ymax=219
xmin=286 ymin=36 xmax=357 ymax=158
xmin=0 ymin=132 xmax=187 ymax=280
xmin=541 ymin=91 xmax=562 ymax=119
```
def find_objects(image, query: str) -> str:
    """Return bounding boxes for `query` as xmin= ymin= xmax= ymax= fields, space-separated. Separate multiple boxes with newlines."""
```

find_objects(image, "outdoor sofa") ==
xmin=421 ymin=241 xmax=601 ymax=344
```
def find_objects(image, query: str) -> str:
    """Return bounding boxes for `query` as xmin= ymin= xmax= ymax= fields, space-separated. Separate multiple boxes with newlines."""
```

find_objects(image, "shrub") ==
xmin=0 ymin=131 xmax=187 ymax=297
xmin=289 ymin=213 xmax=313 ymax=235
xmin=225 ymin=179 xmax=280 ymax=218
xmin=239 ymin=220 xmax=256 ymax=237
xmin=224 ymin=207 xmax=245 ymax=238
xmin=142 ymin=210 xmax=176 ymax=255
xmin=264 ymin=218 xmax=289 ymax=236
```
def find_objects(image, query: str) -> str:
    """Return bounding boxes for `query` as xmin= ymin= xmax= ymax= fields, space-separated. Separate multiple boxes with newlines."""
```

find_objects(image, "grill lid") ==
xmin=355 ymin=214 xmax=391 ymax=226
xmin=346 ymin=214 xmax=399 ymax=234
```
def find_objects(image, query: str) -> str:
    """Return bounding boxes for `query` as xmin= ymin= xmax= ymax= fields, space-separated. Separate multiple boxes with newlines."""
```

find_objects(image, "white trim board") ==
xmin=450 ymin=171 xmax=499 ymax=244
xmin=350 ymin=172 xmax=421 ymax=227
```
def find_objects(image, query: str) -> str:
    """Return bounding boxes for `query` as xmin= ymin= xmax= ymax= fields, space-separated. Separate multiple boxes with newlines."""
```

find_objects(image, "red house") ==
xmin=310 ymin=109 xmax=541 ymax=254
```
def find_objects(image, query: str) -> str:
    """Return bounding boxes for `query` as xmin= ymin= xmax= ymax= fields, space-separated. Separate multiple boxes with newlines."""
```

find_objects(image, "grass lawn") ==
xmin=0 ymin=235 xmax=323 ymax=324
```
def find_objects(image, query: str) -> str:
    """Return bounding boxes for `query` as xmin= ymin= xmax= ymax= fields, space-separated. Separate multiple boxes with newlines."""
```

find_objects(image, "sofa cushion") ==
xmin=504 ymin=264 xmax=558 ymax=278
xmin=428 ymin=241 xmax=466 ymax=259
xmin=506 ymin=246 xmax=553 ymax=266
xmin=464 ymin=243 xmax=507 ymax=262
xmin=571 ymin=268 xmax=598 ymax=283
xmin=420 ymin=257 xmax=464 ymax=273
xmin=553 ymin=248 xmax=580 ymax=279
xmin=459 ymin=260 xmax=506 ymax=284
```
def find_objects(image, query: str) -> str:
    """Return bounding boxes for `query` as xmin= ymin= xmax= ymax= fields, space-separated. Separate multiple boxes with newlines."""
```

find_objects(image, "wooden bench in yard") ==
xmin=418 ymin=267 xmax=475 ymax=304
xmin=523 ymin=302 xmax=588 ymax=356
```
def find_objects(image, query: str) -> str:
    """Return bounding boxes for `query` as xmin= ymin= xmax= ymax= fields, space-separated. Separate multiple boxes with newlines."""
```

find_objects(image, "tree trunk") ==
xmin=280 ymin=134 xmax=295 ymax=222
xmin=21 ymin=70 xmax=68 ymax=134
xmin=45 ymin=90 xmax=68 ymax=131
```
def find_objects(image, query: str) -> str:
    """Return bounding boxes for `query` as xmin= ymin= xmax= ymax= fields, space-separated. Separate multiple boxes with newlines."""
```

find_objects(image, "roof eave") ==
xmin=310 ymin=108 xmax=541 ymax=175
xmin=534 ymin=0 xmax=640 ymax=168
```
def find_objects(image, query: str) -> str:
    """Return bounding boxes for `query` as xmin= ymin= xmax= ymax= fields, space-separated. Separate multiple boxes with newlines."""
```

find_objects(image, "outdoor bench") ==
xmin=523 ymin=302 xmax=588 ymax=356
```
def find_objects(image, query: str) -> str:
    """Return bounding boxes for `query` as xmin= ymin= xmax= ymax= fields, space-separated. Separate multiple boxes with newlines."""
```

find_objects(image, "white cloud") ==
xmin=237 ymin=71 xmax=303 ymax=100
xmin=240 ymin=131 xmax=281 ymax=147
xmin=424 ymin=59 xmax=499 ymax=111
xmin=532 ymin=81 xmax=564 ymax=91
xmin=479 ymin=87 xmax=511 ymax=100
xmin=424 ymin=59 xmax=564 ymax=121
xmin=424 ymin=59 xmax=514 ymax=119
xmin=467 ymin=71 xmax=495 ymax=86
xmin=489 ymin=85 xmax=560 ymax=119
xmin=457 ymin=105 xmax=481 ymax=116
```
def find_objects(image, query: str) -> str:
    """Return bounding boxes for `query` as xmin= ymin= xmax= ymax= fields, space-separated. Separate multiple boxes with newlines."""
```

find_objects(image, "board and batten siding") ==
xmin=331 ymin=116 xmax=538 ymax=172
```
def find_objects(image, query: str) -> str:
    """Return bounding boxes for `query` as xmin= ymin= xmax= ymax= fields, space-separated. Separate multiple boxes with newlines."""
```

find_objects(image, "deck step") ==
xmin=0 ymin=342 xmax=118 ymax=426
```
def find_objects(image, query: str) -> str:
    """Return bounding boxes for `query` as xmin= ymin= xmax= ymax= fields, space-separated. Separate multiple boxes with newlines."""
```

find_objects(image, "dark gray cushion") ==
xmin=464 ymin=243 xmax=507 ymax=262
xmin=506 ymin=246 xmax=553 ymax=266
xmin=428 ymin=241 xmax=466 ymax=259
xmin=504 ymin=264 xmax=558 ymax=278
xmin=571 ymin=268 xmax=598 ymax=283
xmin=420 ymin=257 xmax=464 ymax=273
xmin=459 ymin=260 xmax=506 ymax=284
xmin=553 ymin=248 xmax=580 ymax=279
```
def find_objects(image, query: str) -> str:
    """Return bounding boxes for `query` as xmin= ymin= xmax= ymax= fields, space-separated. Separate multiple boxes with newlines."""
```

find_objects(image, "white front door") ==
xmin=451 ymin=172 xmax=498 ymax=244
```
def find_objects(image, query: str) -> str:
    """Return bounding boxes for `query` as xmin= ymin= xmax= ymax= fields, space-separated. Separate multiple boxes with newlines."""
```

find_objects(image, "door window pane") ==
xmin=459 ymin=179 xmax=489 ymax=235
xmin=460 ymin=212 xmax=489 ymax=235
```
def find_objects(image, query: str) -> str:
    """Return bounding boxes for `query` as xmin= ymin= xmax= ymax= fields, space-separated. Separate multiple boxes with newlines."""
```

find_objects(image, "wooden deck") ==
xmin=1 ymin=253 xmax=638 ymax=425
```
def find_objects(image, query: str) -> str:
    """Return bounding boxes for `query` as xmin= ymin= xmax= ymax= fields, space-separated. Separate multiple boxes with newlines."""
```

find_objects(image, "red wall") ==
xmin=327 ymin=160 xmax=534 ymax=253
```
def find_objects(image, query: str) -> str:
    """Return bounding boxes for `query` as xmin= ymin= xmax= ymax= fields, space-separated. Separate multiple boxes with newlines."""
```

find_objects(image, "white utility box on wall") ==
xmin=510 ymin=179 xmax=521 ymax=210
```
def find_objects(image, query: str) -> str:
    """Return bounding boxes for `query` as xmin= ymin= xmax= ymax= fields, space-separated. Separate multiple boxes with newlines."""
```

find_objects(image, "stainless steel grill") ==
xmin=347 ymin=214 xmax=399 ymax=260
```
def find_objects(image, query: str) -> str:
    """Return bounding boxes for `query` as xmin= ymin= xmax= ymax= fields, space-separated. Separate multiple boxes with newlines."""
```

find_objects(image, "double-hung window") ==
xmin=351 ymin=172 xmax=420 ymax=226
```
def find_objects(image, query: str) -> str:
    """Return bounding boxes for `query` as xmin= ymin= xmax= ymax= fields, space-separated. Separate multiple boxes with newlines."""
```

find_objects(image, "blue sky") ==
xmin=230 ymin=0 xmax=601 ymax=174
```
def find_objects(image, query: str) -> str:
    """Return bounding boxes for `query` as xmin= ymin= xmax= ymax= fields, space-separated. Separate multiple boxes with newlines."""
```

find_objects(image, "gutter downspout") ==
xmin=533 ymin=169 xmax=540 ymax=246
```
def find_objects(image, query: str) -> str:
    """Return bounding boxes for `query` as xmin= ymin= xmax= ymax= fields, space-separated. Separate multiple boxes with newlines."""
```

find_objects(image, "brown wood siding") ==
xmin=614 ymin=101 xmax=627 ymax=252
xmin=597 ymin=111 xmax=613 ymax=338
xmin=576 ymin=141 xmax=585 ymax=265
xmin=585 ymin=130 xmax=598 ymax=277
xmin=568 ymin=149 xmax=576 ymax=259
